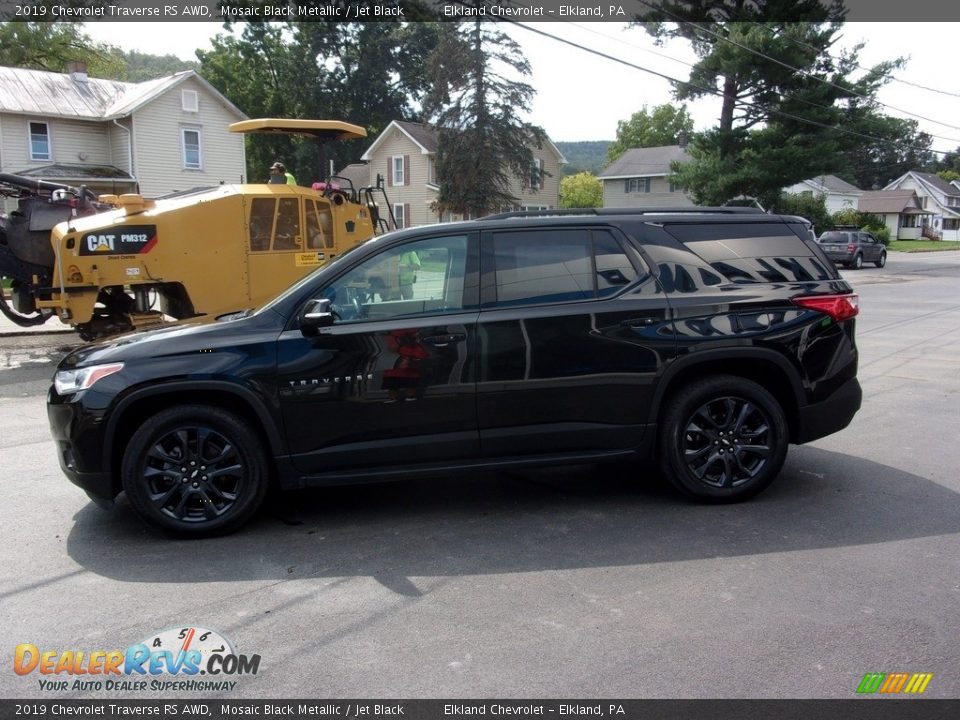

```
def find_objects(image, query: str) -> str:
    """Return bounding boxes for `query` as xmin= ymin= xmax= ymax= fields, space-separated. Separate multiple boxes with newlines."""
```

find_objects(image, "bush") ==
xmin=864 ymin=224 xmax=890 ymax=246
xmin=775 ymin=192 xmax=831 ymax=236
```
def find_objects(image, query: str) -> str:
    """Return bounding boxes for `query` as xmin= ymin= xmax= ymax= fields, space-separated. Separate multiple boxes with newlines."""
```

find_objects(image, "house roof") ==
xmin=0 ymin=66 xmax=245 ymax=122
xmin=858 ymin=190 xmax=929 ymax=214
xmin=334 ymin=163 xmax=370 ymax=190
xmin=360 ymin=119 xmax=566 ymax=163
xmin=14 ymin=162 xmax=134 ymax=182
xmin=885 ymin=170 xmax=960 ymax=198
xmin=807 ymin=174 xmax=861 ymax=194
xmin=598 ymin=145 xmax=690 ymax=179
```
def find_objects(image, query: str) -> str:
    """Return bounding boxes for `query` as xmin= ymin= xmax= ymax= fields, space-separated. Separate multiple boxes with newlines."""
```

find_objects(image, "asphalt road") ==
xmin=1 ymin=250 xmax=959 ymax=700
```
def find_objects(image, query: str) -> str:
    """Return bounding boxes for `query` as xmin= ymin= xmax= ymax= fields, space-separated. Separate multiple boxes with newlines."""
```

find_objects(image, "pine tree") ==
xmin=425 ymin=18 xmax=545 ymax=217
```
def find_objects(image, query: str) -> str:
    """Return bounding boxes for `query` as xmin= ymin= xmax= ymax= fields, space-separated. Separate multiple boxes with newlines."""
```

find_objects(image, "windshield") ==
xmin=819 ymin=231 xmax=847 ymax=242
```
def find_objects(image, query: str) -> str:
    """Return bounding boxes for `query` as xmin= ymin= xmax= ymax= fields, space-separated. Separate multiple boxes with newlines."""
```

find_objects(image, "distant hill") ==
xmin=106 ymin=49 xmax=198 ymax=82
xmin=555 ymin=141 xmax=612 ymax=176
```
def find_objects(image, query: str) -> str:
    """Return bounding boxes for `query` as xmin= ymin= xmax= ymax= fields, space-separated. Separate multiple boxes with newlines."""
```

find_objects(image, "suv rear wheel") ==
xmin=121 ymin=405 xmax=269 ymax=536
xmin=850 ymin=254 xmax=863 ymax=269
xmin=658 ymin=376 xmax=788 ymax=501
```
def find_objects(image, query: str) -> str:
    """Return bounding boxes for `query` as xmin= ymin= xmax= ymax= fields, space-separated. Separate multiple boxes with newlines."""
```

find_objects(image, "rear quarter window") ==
xmin=664 ymin=222 xmax=833 ymax=284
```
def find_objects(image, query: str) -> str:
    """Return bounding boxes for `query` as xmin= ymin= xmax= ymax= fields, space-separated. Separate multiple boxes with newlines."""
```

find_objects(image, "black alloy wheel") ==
xmin=659 ymin=376 xmax=788 ymax=501
xmin=122 ymin=406 xmax=268 ymax=536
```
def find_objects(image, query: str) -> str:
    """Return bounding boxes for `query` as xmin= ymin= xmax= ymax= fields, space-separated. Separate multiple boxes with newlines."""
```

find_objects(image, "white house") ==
xmin=883 ymin=171 xmax=960 ymax=241
xmin=352 ymin=120 xmax=566 ymax=228
xmin=598 ymin=145 xmax=693 ymax=208
xmin=783 ymin=174 xmax=862 ymax=215
xmin=0 ymin=63 xmax=247 ymax=211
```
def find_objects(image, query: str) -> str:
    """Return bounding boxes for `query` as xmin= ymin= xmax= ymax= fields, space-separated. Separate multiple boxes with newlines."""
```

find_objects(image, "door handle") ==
xmin=421 ymin=333 xmax=467 ymax=347
xmin=620 ymin=317 xmax=657 ymax=327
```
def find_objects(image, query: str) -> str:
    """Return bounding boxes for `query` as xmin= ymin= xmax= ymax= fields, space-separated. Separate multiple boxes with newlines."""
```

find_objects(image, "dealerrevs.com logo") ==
xmin=14 ymin=626 xmax=260 ymax=693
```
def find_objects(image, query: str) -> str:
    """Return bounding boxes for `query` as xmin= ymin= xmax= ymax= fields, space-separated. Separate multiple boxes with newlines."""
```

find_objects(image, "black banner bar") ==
xmin=0 ymin=700 xmax=958 ymax=720
xmin=1 ymin=0 xmax=960 ymax=23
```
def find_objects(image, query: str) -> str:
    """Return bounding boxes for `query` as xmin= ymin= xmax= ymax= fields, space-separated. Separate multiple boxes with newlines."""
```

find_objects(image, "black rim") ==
xmin=681 ymin=397 xmax=773 ymax=488
xmin=141 ymin=426 xmax=245 ymax=523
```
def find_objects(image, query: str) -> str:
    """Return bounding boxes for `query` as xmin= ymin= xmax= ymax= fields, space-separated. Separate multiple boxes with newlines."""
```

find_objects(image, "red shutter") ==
xmin=404 ymin=155 xmax=410 ymax=186
xmin=405 ymin=203 xmax=410 ymax=227
xmin=387 ymin=158 xmax=393 ymax=187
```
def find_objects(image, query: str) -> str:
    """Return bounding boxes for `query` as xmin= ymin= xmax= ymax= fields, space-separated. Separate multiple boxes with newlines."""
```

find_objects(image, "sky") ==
xmin=82 ymin=21 xmax=960 ymax=154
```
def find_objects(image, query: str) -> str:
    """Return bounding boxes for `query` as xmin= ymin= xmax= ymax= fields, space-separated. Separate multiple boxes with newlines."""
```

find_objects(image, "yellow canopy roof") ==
xmin=228 ymin=119 xmax=367 ymax=140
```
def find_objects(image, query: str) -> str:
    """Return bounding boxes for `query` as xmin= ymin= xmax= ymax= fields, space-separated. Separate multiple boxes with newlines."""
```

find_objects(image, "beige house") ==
xmin=0 ymin=64 xmax=246 ymax=210
xmin=355 ymin=120 xmax=565 ymax=228
xmin=599 ymin=145 xmax=693 ymax=208
xmin=857 ymin=190 xmax=931 ymax=240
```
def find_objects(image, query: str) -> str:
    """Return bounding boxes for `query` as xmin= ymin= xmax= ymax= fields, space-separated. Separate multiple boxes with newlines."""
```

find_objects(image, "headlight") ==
xmin=54 ymin=363 xmax=124 ymax=395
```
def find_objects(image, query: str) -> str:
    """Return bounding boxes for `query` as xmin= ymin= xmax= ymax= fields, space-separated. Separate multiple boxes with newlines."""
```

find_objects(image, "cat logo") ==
xmin=86 ymin=234 xmax=116 ymax=253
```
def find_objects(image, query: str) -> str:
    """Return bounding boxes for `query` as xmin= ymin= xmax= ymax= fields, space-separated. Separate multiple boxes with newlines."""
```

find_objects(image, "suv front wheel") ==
xmin=658 ymin=376 xmax=788 ymax=501
xmin=121 ymin=405 xmax=269 ymax=536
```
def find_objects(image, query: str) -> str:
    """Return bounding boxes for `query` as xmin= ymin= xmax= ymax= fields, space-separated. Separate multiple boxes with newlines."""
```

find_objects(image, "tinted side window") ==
xmin=490 ymin=229 xmax=640 ymax=307
xmin=594 ymin=230 xmax=639 ymax=297
xmin=318 ymin=235 xmax=469 ymax=322
xmin=493 ymin=230 xmax=594 ymax=307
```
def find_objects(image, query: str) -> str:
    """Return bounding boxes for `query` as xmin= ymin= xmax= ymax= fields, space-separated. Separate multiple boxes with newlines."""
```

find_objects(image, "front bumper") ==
xmin=47 ymin=389 xmax=116 ymax=504
xmin=795 ymin=376 xmax=862 ymax=444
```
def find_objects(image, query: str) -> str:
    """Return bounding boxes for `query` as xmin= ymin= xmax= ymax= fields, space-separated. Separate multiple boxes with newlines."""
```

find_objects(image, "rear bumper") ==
xmin=795 ymin=376 xmax=862 ymax=444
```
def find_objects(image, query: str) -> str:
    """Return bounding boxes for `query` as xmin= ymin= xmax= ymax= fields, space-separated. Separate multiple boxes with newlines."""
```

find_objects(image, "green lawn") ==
xmin=887 ymin=240 xmax=960 ymax=252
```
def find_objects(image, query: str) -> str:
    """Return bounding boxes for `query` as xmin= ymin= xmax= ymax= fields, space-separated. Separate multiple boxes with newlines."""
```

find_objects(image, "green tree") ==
xmin=937 ymin=170 xmax=960 ymax=183
xmin=0 ymin=21 xmax=122 ymax=77
xmin=636 ymin=2 xmax=901 ymax=207
xmin=772 ymin=192 xmax=831 ymax=234
xmin=560 ymin=172 xmax=603 ymax=208
xmin=605 ymin=104 xmax=694 ymax=164
xmin=198 ymin=22 xmax=437 ymax=183
xmin=424 ymin=19 xmax=545 ymax=217
xmin=836 ymin=114 xmax=934 ymax=190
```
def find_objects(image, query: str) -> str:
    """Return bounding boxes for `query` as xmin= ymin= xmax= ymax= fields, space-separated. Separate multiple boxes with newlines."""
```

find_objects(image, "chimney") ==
xmin=677 ymin=131 xmax=689 ymax=149
xmin=65 ymin=61 xmax=88 ymax=83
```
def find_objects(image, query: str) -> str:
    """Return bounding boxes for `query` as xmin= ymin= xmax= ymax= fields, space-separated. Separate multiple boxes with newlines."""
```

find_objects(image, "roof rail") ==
xmin=482 ymin=206 xmax=766 ymax=220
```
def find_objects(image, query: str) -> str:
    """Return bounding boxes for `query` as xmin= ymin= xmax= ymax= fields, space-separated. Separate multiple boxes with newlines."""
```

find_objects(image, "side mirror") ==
xmin=300 ymin=298 xmax=334 ymax=336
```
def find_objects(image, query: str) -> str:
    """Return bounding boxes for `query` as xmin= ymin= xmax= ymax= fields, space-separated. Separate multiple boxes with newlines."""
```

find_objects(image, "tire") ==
xmin=657 ymin=376 xmax=789 ymax=502
xmin=851 ymin=254 xmax=863 ymax=269
xmin=121 ymin=405 xmax=269 ymax=537
xmin=875 ymin=252 xmax=886 ymax=268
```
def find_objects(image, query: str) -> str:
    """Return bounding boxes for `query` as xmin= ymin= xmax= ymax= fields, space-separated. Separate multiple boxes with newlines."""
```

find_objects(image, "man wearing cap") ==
xmin=269 ymin=161 xmax=297 ymax=186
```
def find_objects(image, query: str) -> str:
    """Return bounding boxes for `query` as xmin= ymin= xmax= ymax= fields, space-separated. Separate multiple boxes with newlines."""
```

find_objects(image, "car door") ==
xmin=277 ymin=232 xmax=480 ymax=474
xmin=475 ymin=226 xmax=676 ymax=457
xmin=861 ymin=233 xmax=880 ymax=262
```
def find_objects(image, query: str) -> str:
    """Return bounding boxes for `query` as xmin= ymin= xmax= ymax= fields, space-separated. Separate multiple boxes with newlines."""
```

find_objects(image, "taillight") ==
xmin=847 ymin=244 xmax=856 ymax=253
xmin=792 ymin=293 xmax=859 ymax=321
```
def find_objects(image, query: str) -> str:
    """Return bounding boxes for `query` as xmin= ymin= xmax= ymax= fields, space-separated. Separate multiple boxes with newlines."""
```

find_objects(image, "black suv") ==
xmin=48 ymin=208 xmax=862 ymax=536
xmin=818 ymin=229 xmax=887 ymax=269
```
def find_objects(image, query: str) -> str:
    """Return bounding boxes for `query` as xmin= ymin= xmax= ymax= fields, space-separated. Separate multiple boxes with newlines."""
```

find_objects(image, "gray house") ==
xmin=598 ymin=145 xmax=693 ymax=208
xmin=0 ymin=63 xmax=247 ymax=210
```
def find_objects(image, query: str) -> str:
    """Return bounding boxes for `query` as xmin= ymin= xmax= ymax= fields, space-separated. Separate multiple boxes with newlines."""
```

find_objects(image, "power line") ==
xmin=635 ymin=0 xmax=960 ymax=133
xmin=508 ymin=21 xmax=952 ymax=157
xmin=744 ymin=20 xmax=960 ymax=100
xmin=527 ymin=16 xmax=960 ymax=146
